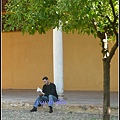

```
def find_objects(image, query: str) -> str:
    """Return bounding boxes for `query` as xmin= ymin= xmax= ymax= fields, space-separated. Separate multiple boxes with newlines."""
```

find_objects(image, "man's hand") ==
xmin=39 ymin=91 xmax=45 ymax=96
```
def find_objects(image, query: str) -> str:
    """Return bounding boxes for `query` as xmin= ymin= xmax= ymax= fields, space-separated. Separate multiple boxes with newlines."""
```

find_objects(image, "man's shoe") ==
xmin=30 ymin=107 xmax=37 ymax=112
xmin=38 ymin=104 xmax=41 ymax=107
xmin=49 ymin=106 xmax=53 ymax=113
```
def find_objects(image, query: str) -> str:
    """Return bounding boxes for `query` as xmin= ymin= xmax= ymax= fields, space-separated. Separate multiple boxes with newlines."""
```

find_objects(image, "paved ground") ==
xmin=2 ymin=89 xmax=118 ymax=107
xmin=1 ymin=89 xmax=119 ymax=120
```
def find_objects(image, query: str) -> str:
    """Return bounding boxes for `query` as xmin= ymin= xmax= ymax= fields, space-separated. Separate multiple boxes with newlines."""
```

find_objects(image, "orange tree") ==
xmin=2 ymin=0 xmax=119 ymax=120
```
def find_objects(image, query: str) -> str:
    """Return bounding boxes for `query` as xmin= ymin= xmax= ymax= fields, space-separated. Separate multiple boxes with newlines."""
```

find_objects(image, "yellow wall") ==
xmin=63 ymin=33 xmax=118 ymax=91
xmin=2 ymin=31 xmax=54 ymax=89
xmin=2 ymin=30 xmax=118 ymax=91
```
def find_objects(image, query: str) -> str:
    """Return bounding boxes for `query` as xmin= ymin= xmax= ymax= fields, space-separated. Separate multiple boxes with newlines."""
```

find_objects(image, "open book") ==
xmin=36 ymin=87 xmax=44 ymax=94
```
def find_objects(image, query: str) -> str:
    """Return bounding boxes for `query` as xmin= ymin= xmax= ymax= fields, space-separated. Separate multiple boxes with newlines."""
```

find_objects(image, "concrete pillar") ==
xmin=53 ymin=28 xmax=64 ymax=97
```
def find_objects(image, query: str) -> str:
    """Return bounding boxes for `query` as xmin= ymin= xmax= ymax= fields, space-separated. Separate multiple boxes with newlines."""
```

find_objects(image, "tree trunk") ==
xmin=103 ymin=59 xmax=110 ymax=120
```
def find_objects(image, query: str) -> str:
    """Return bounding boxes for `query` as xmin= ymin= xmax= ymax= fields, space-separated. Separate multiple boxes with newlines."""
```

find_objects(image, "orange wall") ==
xmin=63 ymin=33 xmax=118 ymax=91
xmin=2 ymin=31 xmax=54 ymax=89
xmin=2 ymin=30 xmax=118 ymax=91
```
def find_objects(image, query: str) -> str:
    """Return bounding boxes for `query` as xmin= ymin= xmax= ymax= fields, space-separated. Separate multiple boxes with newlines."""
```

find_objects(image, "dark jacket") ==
xmin=42 ymin=82 xmax=58 ymax=99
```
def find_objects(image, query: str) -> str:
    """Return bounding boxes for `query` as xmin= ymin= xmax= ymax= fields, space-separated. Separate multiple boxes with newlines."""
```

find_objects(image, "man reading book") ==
xmin=30 ymin=76 xmax=58 ymax=113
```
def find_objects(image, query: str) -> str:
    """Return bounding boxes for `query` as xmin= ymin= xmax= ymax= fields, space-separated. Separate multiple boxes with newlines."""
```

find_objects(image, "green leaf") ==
xmin=2 ymin=0 xmax=118 ymax=42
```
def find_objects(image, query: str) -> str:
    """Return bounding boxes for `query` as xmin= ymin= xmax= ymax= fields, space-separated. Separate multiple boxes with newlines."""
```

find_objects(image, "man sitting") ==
xmin=30 ymin=76 xmax=58 ymax=113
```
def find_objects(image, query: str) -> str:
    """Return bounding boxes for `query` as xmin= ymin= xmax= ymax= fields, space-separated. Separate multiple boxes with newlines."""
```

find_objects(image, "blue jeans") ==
xmin=33 ymin=95 xmax=58 ymax=108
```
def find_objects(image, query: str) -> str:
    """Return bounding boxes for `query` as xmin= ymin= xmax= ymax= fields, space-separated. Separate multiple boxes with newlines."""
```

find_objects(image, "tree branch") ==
xmin=91 ymin=19 xmax=97 ymax=31
xmin=107 ymin=33 xmax=118 ymax=63
xmin=109 ymin=0 xmax=116 ymax=22
xmin=105 ymin=16 xmax=113 ymax=24
xmin=105 ymin=15 xmax=118 ymax=37
xmin=91 ymin=19 xmax=104 ymax=39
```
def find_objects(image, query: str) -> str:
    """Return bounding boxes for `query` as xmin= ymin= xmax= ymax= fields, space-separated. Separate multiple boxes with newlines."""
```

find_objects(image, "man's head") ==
xmin=42 ymin=76 xmax=49 ymax=85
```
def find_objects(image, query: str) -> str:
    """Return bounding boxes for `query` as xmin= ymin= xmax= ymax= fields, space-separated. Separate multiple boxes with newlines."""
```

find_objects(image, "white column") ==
xmin=53 ymin=28 xmax=64 ymax=97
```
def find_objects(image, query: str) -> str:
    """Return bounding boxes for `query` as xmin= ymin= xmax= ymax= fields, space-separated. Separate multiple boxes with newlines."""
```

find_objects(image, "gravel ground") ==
xmin=2 ymin=106 xmax=118 ymax=120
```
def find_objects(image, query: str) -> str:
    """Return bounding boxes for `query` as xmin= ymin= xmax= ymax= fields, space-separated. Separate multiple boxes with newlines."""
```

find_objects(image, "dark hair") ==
xmin=42 ymin=76 xmax=48 ymax=80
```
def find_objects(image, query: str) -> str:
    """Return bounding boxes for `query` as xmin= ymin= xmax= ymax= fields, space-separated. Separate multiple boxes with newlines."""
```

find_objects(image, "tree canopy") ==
xmin=3 ymin=0 xmax=118 ymax=41
xmin=2 ymin=0 xmax=118 ymax=62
